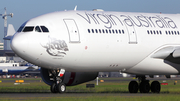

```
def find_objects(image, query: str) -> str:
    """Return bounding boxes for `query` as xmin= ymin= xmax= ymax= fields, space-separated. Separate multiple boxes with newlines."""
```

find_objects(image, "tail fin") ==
xmin=3 ymin=24 xmax=15 ymax=40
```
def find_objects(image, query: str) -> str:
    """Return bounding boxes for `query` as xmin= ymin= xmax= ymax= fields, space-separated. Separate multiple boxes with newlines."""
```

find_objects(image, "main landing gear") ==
xmin=49 ymin=69 xmax=66 ymax=93
xmin=128 ymin=76 xmax=161 ymax=93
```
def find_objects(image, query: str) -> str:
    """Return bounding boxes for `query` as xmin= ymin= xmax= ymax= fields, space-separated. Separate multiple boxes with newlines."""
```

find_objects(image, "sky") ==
xmin=0 ymin=0 xmax=180 ymax=48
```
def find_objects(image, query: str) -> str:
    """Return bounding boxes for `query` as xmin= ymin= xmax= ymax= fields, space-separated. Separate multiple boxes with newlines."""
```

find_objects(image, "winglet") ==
xmin=3 ymin=24 xmax=15 ymax=40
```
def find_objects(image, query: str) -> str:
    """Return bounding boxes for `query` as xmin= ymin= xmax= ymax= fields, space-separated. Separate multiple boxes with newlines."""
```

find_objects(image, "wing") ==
xmin=151 ymin=46 xmax=180 ymax=64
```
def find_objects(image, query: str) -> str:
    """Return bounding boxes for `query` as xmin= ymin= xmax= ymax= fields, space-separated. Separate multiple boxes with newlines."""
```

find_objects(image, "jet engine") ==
xmin=40 ymin=68 xmax=98 ymax=86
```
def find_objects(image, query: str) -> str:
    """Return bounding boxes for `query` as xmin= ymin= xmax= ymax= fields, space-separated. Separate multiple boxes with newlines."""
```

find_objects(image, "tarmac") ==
xmin=0 ymin=93 xmax=156 ymax=100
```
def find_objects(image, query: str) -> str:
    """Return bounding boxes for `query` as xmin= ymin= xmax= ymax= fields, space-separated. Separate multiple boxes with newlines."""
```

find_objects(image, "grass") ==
xmin=0 ymin=82 xmax=49 ymax=93
xmin=0 ymin=77 xmax=180 ymax=100
xmin=0 ymin=77 xmax=180 ymax=93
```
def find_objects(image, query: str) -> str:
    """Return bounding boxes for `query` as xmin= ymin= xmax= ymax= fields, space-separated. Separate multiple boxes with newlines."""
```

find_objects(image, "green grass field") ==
xmin=0 ymin=77 xmax=180 ymax=101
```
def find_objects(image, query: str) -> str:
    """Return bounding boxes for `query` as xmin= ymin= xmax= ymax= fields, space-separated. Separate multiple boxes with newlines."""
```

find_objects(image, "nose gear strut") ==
xmin=50 ymin=69 xmax=66 ymax=93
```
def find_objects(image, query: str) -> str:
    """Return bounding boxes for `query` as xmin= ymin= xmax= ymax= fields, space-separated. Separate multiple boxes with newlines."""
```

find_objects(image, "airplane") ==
xmin=0 ymin=62 xmax=39 ymax=75
xmin=9 ymin=8 xmax=180 ymax=93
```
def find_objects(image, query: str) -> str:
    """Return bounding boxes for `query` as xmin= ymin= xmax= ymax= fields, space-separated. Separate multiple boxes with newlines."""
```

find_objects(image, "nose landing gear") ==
xmin=128 ymin=76 xmax=161 ymax=93
xmin=49 ymin=69 xmax=66 ymax=93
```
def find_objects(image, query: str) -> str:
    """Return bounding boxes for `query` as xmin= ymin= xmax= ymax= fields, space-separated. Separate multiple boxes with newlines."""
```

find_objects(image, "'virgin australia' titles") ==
xmin=77 ymin=12 xmax=177 ymax=29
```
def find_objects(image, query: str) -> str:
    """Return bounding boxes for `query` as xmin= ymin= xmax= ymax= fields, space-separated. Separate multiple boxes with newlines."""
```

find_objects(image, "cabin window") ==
xmin=115 ymin=30 xmax=118 ymax=34
xmin=106 ymin=29 xmax=108 ymax=33
xmin=150 ymin=30 xmax=153 ymax=34
xmin=147 ymin=30 xmax=149 ymax=34
xmin=156 ymin=31 xmax=159 ymax=34
xmin=95 ymin=29 xmax=98 ymax=33
xmin=88 ymin=29 xmax=90 ymax=33
xmin=109 ymin=30 xmax=111 ymax=34
xmin=153 ymin=31 xmax=156 ymax=34
xmin=168 ymin=31 xmax=171 ymax=35
xmin=87 ymin=29 xmax=126 ymax=34
xmin=122 ymin=30 xmax=124 ymax=34
xmin=102 ymin=29 xmax=105 ymax=33
xmin=119 ymin=30 xmax=121 ymax=34
xmin=92 ymin=29 xmax=94 ymax=33
xmin=112 ymin=29 xmax=115 ymax=34
xmin=171 ymin=31 xmax=174 ymax=35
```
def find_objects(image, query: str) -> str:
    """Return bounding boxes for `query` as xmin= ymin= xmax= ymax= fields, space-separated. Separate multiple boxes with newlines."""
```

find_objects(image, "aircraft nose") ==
xmin=10 ymin=33 xmax=28 ymax=56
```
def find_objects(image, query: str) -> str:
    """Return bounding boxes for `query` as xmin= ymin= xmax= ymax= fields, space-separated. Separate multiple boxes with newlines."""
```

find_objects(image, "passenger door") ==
xmin=124 ymin=20 xmax=137 ymax=44
xmin=64 ymin=19 xmax=80 ymax=43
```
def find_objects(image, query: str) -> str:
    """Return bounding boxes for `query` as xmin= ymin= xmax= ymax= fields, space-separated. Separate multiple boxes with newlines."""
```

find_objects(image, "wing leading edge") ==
xmin=151 ymin=46 xmax=180 ymax=64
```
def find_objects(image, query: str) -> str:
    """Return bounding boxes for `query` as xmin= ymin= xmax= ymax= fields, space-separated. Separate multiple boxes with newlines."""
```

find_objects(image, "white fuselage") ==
xmin=10 ymin=10 xmax=180 ymax=75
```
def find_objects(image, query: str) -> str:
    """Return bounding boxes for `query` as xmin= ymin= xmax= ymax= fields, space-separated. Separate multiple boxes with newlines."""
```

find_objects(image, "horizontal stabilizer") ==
xmin=3 ymin=24 xmax=15 ymax=40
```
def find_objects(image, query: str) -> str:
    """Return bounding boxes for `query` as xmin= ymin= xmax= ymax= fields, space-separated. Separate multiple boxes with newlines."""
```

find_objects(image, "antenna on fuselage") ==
xmin=74 ymin=5 xmax=77 ymax=11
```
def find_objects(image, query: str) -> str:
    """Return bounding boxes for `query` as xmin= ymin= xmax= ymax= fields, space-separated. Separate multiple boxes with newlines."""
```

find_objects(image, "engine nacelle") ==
xmin=40 ymin=68 xmax=98 ymax=86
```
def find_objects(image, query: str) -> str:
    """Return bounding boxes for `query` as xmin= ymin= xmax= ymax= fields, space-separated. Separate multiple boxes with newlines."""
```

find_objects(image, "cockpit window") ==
xmin=17 ymin=21 xmax=28 ymax=32
xmin=40 ymin=26 xmax=49 ymax=32
xmin=17 ymin=25 xmax=49 ymax=33
xmin=35 ymin=26 xmax=41 ymax=32
xmin=23 ymin=26 xmax=34 ymax=32
xmin=17 ymin=26 xmax=24 ymax=32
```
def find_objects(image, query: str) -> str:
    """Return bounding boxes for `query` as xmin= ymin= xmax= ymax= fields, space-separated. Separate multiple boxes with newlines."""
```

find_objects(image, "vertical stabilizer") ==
xmin=7 ymin=24 xmax=15 ymax=36
xmin=4 ymin=24 xmax=15 ymax=40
